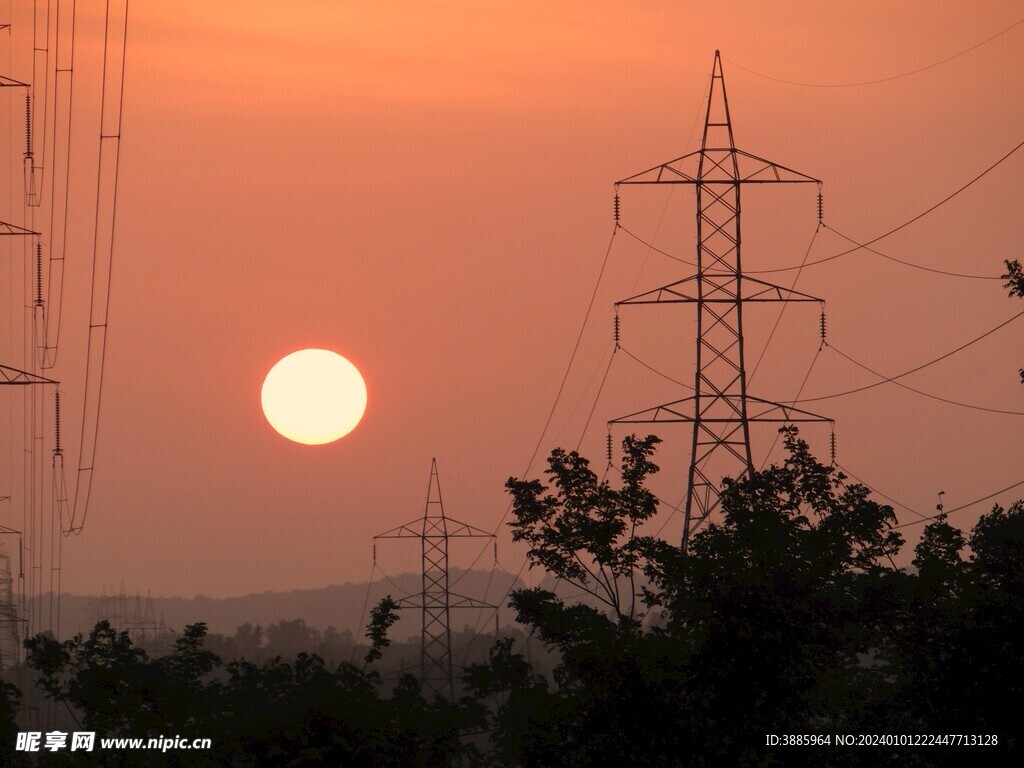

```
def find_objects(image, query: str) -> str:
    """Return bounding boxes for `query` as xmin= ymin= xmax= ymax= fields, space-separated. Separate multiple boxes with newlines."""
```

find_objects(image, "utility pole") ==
xmin=374 ymin=459 xmax=496 ymax=699
xmin=610 ymin=51 xmax=831 ymax=551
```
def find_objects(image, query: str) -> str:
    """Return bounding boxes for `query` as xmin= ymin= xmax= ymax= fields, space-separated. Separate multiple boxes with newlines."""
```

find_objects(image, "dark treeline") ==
xmin=1 ymin=428 xmax=1020 ymax=766
xmin=1 ymin=265 xmax=1022 ymax=765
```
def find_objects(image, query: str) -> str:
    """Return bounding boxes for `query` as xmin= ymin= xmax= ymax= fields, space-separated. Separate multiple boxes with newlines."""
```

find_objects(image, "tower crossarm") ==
xmin=395 ymin=592 xmax=497 ymax=611
xmin=609 ymin=395 xmax=830 ymax=425
xmin=1 ymin=364 xmax=57 ymax=386
xmin=0 ymin=220 xmax=40 ymax=236
xmin=443 ymin=519 xmax=497 ymax=538
xmin=617 ymin=275 xmax=822 ymax=305
xmin=374 ymin=516 xmax=493 ymax=540
xmin=373 ymin=522 xmax=424 ymax=539
xmin=617 ymin=148 xmax=819 ymax=186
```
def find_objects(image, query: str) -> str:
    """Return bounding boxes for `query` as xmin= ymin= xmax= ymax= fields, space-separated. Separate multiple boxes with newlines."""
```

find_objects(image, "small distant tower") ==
xmin=374 ymin=459 xmax=496 ymax=699
xmin=0 ymin=548 xmax=22 ymax=669
xmin=610 ymin=52 xmax=831 ymax=550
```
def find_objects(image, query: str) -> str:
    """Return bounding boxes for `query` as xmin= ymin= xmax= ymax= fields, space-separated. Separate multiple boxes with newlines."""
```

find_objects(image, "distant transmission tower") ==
xmin=374 ymin=459 xmax=496 ymax=699
xmin=0 ymin=549 xmax=22 ymax=669
xmin=610 ymin=51 xmax=831 ymax=551
xmin=1 ymin=363 xmax=56 ymax=649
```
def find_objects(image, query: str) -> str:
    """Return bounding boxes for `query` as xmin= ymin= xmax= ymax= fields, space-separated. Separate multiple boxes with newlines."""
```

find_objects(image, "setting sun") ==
xmin=260 ymin=349 xmax=367 ymax=445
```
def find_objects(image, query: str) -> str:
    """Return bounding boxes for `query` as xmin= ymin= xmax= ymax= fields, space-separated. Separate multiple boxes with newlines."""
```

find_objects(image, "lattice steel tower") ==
xmin=610 ymin=52 xmax=830 ymax=551
xmin=374 ymin=459 xmax=495 ymax=699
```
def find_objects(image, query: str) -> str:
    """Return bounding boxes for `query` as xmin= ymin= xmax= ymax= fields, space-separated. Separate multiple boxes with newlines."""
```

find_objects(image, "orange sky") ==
xmin=2 ymin=0 xmax=1024 ymax=599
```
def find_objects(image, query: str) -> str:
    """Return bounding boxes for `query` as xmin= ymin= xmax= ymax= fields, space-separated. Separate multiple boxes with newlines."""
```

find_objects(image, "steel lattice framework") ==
xmin=610 ymin=51 xmax=831 ymax=551
xmin=374 ymin=459 xmax=495 ymax=699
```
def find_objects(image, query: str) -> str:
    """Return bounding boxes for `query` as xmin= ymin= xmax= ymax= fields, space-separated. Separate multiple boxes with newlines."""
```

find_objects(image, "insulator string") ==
xmin=35 ymin=243 xmax=43 ymax=306
xmin=24 ymin=92 xmax=32 ymax=159
xmin=54 ymin=391 xmax=62 ymax=456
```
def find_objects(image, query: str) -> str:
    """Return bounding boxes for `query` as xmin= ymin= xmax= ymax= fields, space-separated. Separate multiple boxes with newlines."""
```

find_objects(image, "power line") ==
xmin=827 ymin=342 xmax=1024 ymax=416
xmin=894 ymin=476 xmax=1024 ymax=529
xmin=520 ymin=226 xmax=619 ymax=481
xmin=575 ymin=349 xmax=616 ymax=451
xmin=67 ymin=0 xmax=129 ymax=535
xmin=349 ymin=560 xmax=377 ymax=665
xmin=835 ymin=463 xmax=931 ymax=523
xmin=752 ymin=135 xmax=1024 ymax=274
xmin=448 ymin=83 xmax=713 ymax=646
xmin=748 ymin=223 xmax=821 ymax=386
xmin=550 ymin=341 xmax=615 ymax=446
xmin=788 ymin=307 xmax=1024 ymax=404
xmin=618 ymin=223 xmax=694 ymax=266
xmin=618 ymin=135 xmax=1024 ymax=276
xmin=825 ymin=224 xmax=1002 ymax=280
xmin=619 ymin=345 xmax=692 ymax=390
xmin=617 ymin=271 xmax=1024 ymax=416
xmin=834 ymin=464 xmax=1024 ymax=531
xmin=449 ymin=226 xmax=622 ymax=594
xmin=757 ymin=347 xmax=826 ymax=471
xmin=724 ymin=16 xmax=1024 ymax=88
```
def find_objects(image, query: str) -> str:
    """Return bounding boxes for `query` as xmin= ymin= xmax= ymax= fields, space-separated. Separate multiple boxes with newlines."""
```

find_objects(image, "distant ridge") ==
xmin=51 ymin=568 xmax=522 ymax=642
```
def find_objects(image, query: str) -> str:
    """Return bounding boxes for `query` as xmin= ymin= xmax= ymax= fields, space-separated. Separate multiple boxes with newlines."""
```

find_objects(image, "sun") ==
xmin=261 ymin=349 xmax=367 ymax=445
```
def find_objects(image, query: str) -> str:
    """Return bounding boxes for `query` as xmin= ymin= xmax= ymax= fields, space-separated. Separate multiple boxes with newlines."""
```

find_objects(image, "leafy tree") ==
xmin=264 ymin=618 xmax=321 ymax=660
xmin=0 ymin=676 xmax=29 ymax=766
xmin=506 ymin=434 xmax=662 ymax=626
xmin=27 ymin=620 xmax=151 ymax=736
xmin=25 ymin=609 xmax=482 ymax=767
xmin=1004 ymin=258 xmax=1024 ymax=298
xmin=1004 ymin=258 xmax=1024 ymax=382
xmin=363 ymin=595 xmax=399 ymax=668
xmin=232 ymin=621 xmax=265 ymax=659
xmin=472 ymin=429 xmax=1024 ymax=767
xmin=657 ymin=428 xmax=905 ymax=762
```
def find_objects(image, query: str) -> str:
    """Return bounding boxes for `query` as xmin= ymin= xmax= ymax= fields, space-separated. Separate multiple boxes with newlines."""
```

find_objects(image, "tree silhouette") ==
xmin=470 ymin=429 xmax=1022 ymax=766
xmin=1004 ymin=258 xmax=1024 ymax=382
xmin=505 ymin=434 xmax=662 ymax=626
xmin=24 ymin=610 xmax=483 ymax=767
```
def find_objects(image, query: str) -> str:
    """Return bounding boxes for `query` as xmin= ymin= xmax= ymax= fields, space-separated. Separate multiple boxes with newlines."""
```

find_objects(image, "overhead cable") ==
xmin=724 ymin=16 xmax=1024 ymax=88
xmin=894 ymin=476 xmax=1024 ymax=529
xmin=827 ymin=342 xmax=1024 ymax=416
xmin=618 ymin=136 xmax=1024 ymax=276
xmin=825 ymin=224 xmax=1002 ymax=280
xmin=788 ymin=308 xmax=1024 ymax=404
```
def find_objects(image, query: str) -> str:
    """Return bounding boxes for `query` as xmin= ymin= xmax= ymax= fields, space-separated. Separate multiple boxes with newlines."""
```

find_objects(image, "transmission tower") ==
xmin=610 ymin=51 xmax=831 ymax=551
xmin=0 ymin=549 xmax=22 ymax=669
xmin=2 ymin=358 xmax=56 ymax=652
xmin=374 ymin=459 xmax=496 ymax=699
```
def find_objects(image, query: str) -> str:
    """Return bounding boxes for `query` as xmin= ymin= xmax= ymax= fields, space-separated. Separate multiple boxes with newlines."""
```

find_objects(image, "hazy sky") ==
xmin=2 ymin=1 xmax=1024 ymax=600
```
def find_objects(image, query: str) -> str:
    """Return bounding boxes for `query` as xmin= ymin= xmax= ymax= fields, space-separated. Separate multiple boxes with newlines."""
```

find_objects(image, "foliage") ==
xmin=1004 ymin=258 xmax=1024 ymax=299
xmin=12 ymin=430 xmax=1024 ymax=766
xmin=506 ymin=434 xmax=662 ymax=624
xmin=1004 ymin=258 xmax=1024 ymax=382
xmin=467 ymin=430 xmax=1024 ymax=767
xmin=363 ymin=595 xmax=400 ymax=668
xmin=0 ymin=675 xmax=28 ymax=765
xmin=23 ymin=611 xmax=482 ymax=767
